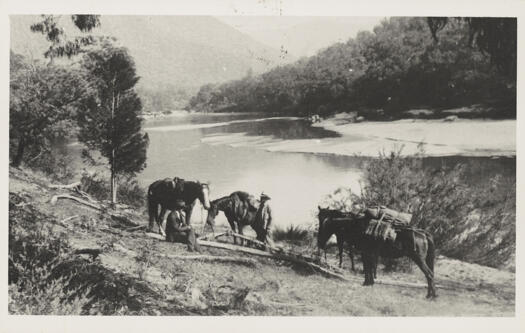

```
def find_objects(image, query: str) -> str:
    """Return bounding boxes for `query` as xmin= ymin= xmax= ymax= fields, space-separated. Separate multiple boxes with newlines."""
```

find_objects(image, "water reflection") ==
xmin=201 ymin=119 xmax=341 ymax=140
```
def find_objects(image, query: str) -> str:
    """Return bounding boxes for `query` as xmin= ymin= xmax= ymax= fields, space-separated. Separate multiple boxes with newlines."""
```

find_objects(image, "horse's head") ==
xmin=317 ymin=206 xmax=352 ymax=249
xmin=317 ymin=206 xmax=334 ymax=249
xmin=198 ymin=183 xmax=211 ymax=210
xmin=205 ymin=201 xmax=220 ymax=229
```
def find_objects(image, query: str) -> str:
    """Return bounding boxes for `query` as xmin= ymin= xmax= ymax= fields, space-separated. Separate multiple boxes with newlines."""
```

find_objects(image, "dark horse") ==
xmin=147 ymin=177 xmax=211 ymax=235
xmin=317 ymin=207 xmax=356 ymax=271
xmin=318 ymin=211 xmax=437 ymax=298
xmin=206 ymin=191 xmax=262 ymax=245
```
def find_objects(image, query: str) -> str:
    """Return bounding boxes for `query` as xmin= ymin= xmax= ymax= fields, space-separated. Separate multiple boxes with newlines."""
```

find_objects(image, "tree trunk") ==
xmin=110 ymin=77 xmax=117 ymax=207
xmin=12 ymin=137 xmax=26 ymax=167
xmin=111 ymin=165 xmax=117 ymax=206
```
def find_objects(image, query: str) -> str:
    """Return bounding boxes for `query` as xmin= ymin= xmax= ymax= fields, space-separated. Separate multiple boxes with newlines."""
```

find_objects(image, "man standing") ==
xmin=165 ymin=199 xmax=201 ymax=252
xmin=255 ymin=193 xmax=274 ymax=248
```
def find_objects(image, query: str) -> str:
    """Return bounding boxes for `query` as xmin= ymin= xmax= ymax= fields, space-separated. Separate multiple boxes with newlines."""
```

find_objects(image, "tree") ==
xmin=427 ymin=17 xmax=517 ymax=80
xmin=9 ymin=51 xmax=87 ymax=167
xmin=78 ymin=44 xmax=149 ymax=205
xmin=30 ymin=15 xmax=101 ymax=60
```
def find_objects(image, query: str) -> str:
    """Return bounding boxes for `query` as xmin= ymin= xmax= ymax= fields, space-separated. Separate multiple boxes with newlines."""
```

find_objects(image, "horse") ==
xmin=206 ymin=191 xmax=262 ymax=245
xmin=147 ymin=177 xmax=211 ymax=236
xmin=318 ymin=211 xmax=437 ymax=298
xmin=317 ymin=207 xmax=356 ymax=271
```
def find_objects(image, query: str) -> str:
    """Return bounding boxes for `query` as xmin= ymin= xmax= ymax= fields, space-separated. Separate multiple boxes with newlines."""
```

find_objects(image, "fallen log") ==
xmin=51 ymin=193 xmax=141 ymax=227
xmin=144 ymin=231 xmax=346 ymax=280
xmin=197 ymin=239 xmax=348 ymax=281
xmin=49 ymin=181 xmax=82 ymax=190
xmin=73 ymin=248 xmax=102 ymax=259
xmin=197 ymin=232 xmax=229 ymax=241
xmin=125 ymin=225 xmax=148 ymax=232
xmin=113 ymin=241 xmax=257 ymax=267
xmin=109 ymin=213 xmax=141 ymax=227
xmin=226 ymin=231 xmax=344 ymax=273
xmin=50 ymin=194 xmax=101 ymax=210
xmin=158 ymin=254 xmax=258 ymax=267
xmin=60 ymin=215 xmax=80 ymax=224
xmin=145 ymin=232 xmax=165 ymax=241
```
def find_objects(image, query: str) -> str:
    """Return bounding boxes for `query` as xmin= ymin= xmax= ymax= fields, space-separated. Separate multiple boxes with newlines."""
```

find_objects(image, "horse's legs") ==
xmin=158 ymin=207 xmax=167 ymax=236
xmin=373 ymin=255 xmax=378 ymax=279
xmin=238 ymin=224 xmax=246 ymax=247
xmin=337 ymin=236 xmax=344 ymax=268
xmin=369 ymin=254 xmax=377 ymax=285
xmin=185 ymin=202 xmax=195 ymax=225
xmin=226 ymin=218 xmax=238 ymax=245
xmin=362 ymin=253 xmax=371 ymax=286
xmin=349 ymin=247 xmax=355 ymax=272
xmin=411 ymin=254 xmax=436 ymax=299
xmin=425 ymin=237 xmax=437 ymax=298
xmin=147 ymin=198 xmax=158 ymax=231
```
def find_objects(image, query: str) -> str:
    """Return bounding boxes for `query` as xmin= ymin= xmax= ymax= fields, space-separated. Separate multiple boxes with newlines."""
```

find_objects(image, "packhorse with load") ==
xmin=317 ymin=205 xmax=437 ymax=298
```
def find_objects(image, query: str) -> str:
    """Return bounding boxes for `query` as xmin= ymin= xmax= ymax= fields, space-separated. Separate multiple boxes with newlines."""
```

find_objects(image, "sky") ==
xmin=216 ymin=16 xmax=384 ymax=58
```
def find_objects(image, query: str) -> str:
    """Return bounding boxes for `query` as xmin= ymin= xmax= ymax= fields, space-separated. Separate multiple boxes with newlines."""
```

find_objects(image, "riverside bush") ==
xmin=81 ymin=171 xmax=146 ymax=208
xmin=323 ymin=148 xmax=515 ymax=269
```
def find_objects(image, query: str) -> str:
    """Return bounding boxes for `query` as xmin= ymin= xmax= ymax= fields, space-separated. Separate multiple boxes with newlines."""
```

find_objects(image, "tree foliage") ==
xmin=30 ymin=15 xmax=101 ymax=59
xmin=427 ymin=17 xmax=517 ymax=80
xmin=189 ymin=17 xmax=515 ymax=118
xmin=9 ymin=51 xmax=87 ymax=167
xmin=78 ymin=43 xmax=149 ymax=204
xmin=323 ymin=148 xmax=515 ymax=269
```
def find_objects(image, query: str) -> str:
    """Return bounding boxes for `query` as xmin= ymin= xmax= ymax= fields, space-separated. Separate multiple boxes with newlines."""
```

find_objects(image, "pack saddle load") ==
xmin=364 ymin=206 xmax=412 ymax=242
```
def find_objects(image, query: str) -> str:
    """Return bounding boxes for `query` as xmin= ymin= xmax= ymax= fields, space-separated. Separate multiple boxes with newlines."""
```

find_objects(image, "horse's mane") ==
xmin=232 ymin=191 xmax=251 ymax=201
xmin=211 ymin=195 xmax=232 ymax=211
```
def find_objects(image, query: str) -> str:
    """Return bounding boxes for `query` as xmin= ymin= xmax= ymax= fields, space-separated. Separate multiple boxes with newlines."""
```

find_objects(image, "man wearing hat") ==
xmin=165 ymin=199 xmax=201 ymax=252
xmin=255 ymin=192 xmax=274 ymax=248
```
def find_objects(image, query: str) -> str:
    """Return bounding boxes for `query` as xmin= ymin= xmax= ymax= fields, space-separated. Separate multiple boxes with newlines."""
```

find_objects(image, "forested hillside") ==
xmin=188 ymin=17 xmax=516 ymax=118
xmin=10 ymin=15 xmax=287 ymax=113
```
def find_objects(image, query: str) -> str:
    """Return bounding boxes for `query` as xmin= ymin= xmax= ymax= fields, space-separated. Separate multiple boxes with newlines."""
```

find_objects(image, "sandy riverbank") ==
xmin=313 ymin=117 xmax=516 ymax=157
xmin=200 ymin=116 xmax=515 ymax=157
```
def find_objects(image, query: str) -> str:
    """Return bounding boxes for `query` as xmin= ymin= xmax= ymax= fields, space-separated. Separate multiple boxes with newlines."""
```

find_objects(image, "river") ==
xmin=141 ymin=113 xmax=515 ymax=229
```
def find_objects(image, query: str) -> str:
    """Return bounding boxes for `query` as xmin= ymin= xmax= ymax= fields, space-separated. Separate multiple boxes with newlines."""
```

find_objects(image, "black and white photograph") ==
xmin=3 ymin=0 xmax=522 ymax=329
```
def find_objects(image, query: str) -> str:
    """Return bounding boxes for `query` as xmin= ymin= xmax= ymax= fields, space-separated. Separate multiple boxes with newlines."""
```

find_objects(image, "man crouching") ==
xmin=165 ymin=199 xmax=201 ymax=252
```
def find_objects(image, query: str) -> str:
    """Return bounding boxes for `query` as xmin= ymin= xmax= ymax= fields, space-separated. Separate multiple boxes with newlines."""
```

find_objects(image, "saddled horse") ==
xmin=147 ymin=177 xmax=211 ymax=235
xmin=317 ymin=207 xmax=356 ymax=271
xmin=318 ymin=211 xmax=437 ymax=298
xmin=206 ymin=191 xmax=262 ymax=245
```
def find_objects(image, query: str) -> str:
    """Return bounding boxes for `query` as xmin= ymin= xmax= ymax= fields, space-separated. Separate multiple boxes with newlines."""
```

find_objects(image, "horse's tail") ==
xmin=425 ymin=233 xmax=435 ymax=274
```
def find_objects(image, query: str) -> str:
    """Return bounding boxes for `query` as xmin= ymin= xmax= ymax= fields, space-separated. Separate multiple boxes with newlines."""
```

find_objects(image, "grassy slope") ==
xmin=8 ymin=167 xmax=515 ymax=316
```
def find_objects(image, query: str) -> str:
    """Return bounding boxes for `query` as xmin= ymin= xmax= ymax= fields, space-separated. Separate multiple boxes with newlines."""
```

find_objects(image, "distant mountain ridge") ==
xmin=10 ymin=15 xmax=288 ymax=90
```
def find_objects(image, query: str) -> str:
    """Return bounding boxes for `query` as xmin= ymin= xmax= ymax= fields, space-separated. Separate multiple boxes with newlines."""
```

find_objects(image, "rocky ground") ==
xmin=8 ymin=167 xmax=515 ymax=316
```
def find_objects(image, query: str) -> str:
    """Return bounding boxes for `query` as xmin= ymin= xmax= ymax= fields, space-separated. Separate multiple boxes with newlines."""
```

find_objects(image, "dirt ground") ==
xmin=8 ymin=167 xmax=515 ymax=316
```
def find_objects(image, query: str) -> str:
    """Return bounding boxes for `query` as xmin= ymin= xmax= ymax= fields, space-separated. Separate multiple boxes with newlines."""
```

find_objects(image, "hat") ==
xmin=174 ymin=199 xmax=186 ymax=210
xmin=260 ymin=192 xmax=271 ymax=200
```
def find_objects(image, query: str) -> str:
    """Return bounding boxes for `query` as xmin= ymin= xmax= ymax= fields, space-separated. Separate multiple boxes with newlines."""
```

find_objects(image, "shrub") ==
xmin=9 ymin=195 xmax=166 ymax=315
xmin=9 ymin=202 xmax=93 ymax=314
xmin=272 ymin=224 xmax=311 ymax=245
xmin=322 ymin=147 xmax=515 ymax=269
xmin=81 ymin=171 xmax=146 ymax=208
xmin=26 ymin=147 xmax=77 ymax=183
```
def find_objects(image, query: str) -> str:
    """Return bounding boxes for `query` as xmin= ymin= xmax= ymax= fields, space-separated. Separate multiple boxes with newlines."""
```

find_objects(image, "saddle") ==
xmin=365 ymin=205 xmax=412 ymax=225
xmin=246 ymin=195 xmax=260 ymax=212
xmin=365 ymin=218 xmax=397 ymax=242
xmin=167 ymin=177 xmax=185 ymax=194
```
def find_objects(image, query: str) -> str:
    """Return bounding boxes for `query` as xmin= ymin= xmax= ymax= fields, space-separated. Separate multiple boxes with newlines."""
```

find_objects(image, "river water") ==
xmin=141 ymin=113 xmax=515 ymax=229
